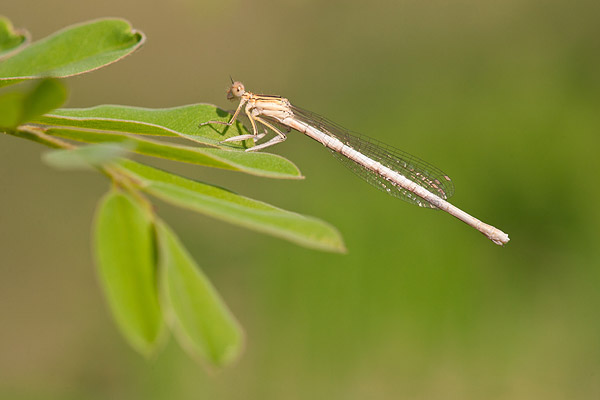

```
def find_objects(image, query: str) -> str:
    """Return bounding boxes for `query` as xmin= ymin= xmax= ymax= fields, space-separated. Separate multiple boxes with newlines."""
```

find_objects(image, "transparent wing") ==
xmin=290 ymin=106 xmax=455 ymax=208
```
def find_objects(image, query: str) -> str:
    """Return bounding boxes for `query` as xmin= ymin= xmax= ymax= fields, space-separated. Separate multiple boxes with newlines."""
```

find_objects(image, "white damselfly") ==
xmin=199 ymin=81 xmax=510 ymax=246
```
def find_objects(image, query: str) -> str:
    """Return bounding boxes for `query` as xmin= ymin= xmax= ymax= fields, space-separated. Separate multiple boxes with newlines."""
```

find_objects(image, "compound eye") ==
xmin=234 ymin=82 xmax=245 ymax=95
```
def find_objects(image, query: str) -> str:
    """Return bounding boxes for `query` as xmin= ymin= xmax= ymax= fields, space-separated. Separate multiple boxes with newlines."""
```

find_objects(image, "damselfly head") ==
xmin=227 ymin=81 xmax=245 ymax=100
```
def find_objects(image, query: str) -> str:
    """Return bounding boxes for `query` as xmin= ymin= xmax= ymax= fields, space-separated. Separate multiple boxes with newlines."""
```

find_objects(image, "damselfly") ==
xmin=199 ymin=81 xmax=509 ymax=246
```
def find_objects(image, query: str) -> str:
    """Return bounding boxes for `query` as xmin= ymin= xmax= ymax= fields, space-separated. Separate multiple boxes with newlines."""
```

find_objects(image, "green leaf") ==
xmin=156 ymin=219 xmax=243 ymax=367
xmin=0 ymin=18 xmax=144 ymax=87
xmin=94 ymin=189 xmax=165 ymax=356
xmin=0 ymin=91 xmax=24 ymax=128
xmin=117 ymin=159 xmax=346 ymax=253
xmin=0 ymin=16 xmax=29 ymax=57
xmin=37 ymin=104 xmax=253 ymax=147
xmin=42 ymin=142 xmax=134 ymax=170
xmin=21 ymin=79 xmax=68 ymax=122
xmin=45 ymin=126 xmax=302 ymax=179
xmin=0 ymin=78 xmax=67 ymax=129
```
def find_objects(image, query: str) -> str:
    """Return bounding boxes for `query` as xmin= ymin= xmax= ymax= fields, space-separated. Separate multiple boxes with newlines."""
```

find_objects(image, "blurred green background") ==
xmin=1 ymin=0 xmax=599 ymax=398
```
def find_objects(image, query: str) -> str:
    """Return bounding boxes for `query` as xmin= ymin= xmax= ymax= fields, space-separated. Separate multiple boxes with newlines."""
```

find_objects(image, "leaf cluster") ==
xmin=0 ymin=17 xmax=345 ymax=368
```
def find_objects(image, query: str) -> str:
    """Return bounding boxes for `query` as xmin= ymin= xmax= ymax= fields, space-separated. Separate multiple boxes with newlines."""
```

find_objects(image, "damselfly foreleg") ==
xmin=198 ymin=97 xmax=246 ymax=129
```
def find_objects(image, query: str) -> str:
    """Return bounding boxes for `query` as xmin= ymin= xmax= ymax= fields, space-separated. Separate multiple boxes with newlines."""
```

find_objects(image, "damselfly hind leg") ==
xmin=246 ymin=135 xmax=286 ymax=152
xmin=220 ymin=132 xmax=266 ymax=143
xmin=243 ymin=115 xmax=288 ymax=152
xmin=221 ymin=134 xmax=255 ymax=142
